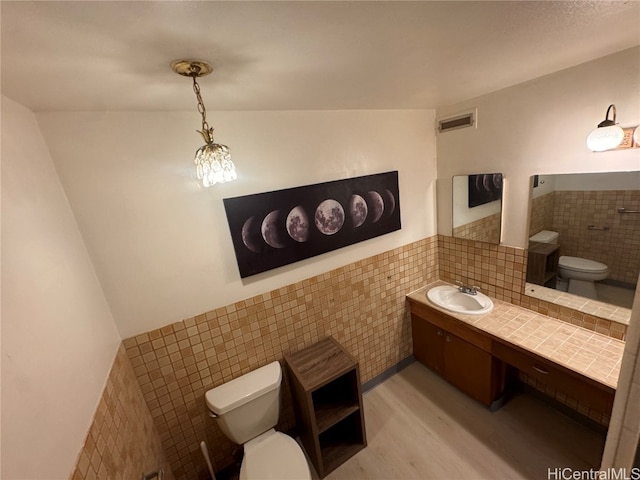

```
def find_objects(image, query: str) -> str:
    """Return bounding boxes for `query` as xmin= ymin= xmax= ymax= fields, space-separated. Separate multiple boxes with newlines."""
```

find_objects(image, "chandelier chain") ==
xmin=192 ymin=73 xmax=210 ymax=133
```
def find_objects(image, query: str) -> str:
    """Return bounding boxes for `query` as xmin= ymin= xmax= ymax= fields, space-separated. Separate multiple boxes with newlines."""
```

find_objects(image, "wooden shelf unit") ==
xmin=285 ymin=337 xmax=366 ymax=478
xmin=526 ymin=241 xmax=560 ymax=288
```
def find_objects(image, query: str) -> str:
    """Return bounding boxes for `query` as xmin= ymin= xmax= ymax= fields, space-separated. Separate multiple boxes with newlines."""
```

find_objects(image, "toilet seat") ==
xmin=240 ymin=429 xmax=311 ymax=480
xmin=559 ymin=256 xmax=608 ymax=274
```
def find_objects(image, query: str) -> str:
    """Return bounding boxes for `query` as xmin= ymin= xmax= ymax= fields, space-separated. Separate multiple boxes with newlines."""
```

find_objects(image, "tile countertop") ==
xmin=407 ymin=282 xmax=624 ymax=390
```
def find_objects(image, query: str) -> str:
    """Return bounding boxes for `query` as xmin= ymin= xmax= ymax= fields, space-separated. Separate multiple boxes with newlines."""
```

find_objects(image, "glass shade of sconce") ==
xmin=586 ymin=104 xmax=624 ymax=152
xmin=172 ymin=59 xmax=237 ymax=187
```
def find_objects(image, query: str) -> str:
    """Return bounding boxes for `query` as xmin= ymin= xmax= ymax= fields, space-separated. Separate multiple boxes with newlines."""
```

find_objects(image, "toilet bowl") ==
xmin=205 ymin=361 xmax=311 ymax=480
xmin=528 ymin=230 xmax=609 ymax=300
xmin=240 ymin=429 xmax=310 ymax=480
xmin=558 ymin=255 xmax=609 ymax=300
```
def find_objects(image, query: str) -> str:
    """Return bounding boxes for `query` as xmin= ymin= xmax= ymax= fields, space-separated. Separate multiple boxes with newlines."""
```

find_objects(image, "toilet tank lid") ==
xmin=529 ymin=230 xmax=558 ymax=243
xmin=206 ymin=361 xmax=282 ymax=415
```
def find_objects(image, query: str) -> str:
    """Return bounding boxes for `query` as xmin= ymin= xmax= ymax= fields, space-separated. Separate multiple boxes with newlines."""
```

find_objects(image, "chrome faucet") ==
xmin=455 ymin=280 xmax=480 ymax=295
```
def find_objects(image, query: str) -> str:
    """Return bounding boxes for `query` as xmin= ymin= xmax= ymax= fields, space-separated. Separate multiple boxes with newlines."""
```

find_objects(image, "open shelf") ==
xmin=285 ymin=337 xmax=367 ymax=478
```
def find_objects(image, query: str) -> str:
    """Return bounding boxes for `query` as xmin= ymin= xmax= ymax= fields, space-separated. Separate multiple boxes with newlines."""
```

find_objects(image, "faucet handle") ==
xmin=471 ymin=285 xmax=480 ymax=294
xmin=455 ymin=280 xmax=465 ymax=287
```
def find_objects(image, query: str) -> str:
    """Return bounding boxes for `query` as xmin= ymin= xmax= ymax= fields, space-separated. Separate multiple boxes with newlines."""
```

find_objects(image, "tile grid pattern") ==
xmin=452 ymin=212 xmax=501 ymax=244
xmin=530 ymin=190 xmax=640 ymax=285
xmin=438 ymin=235 xmax=628 ymax=340
xmin=70 ymin=345 xmax=174 ymax=480
xmin=408 ymin=287 xmax=623 ymax=426
xmin=525 ymin=282 xmax=631 ymax=326
xmin=71 ymin=233 xmax=631 ymax=479
xmin=123 ymin=237 xmax=439 ymax=480
xmin=529 ymin=192 xmax=555 ymax=236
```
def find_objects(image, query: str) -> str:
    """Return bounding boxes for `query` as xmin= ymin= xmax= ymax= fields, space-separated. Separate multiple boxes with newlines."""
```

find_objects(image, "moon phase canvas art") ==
xmin=224 ymin=171 xmax=401 ymax=278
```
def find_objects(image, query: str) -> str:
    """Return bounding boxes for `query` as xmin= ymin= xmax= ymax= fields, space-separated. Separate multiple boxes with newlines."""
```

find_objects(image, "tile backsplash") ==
xmin=438 ymin=235 xmax=628 ymax=340
xmin=452 ymin=212 xmax=501 ymax=244
xmin=70 ymin=345 xmax=173 ymax=480
xmin=123 ymin=237 xmax=439 ymax=480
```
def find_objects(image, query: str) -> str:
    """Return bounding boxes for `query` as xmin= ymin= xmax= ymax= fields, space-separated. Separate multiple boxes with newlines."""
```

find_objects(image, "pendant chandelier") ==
xmin=171 ymin=60 xmax=237 ymax=187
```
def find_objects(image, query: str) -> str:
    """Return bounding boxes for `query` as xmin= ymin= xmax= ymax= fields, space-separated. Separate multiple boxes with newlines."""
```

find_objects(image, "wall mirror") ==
xmin=526 ymin=171 xmax=639 ymax=314
xmin=452 ymin=173 xmax=503 ymax=245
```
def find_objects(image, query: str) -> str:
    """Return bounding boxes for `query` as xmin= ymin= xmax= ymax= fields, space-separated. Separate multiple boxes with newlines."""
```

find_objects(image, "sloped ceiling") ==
xmin=2 ymin=1 xmax=639 ymax=112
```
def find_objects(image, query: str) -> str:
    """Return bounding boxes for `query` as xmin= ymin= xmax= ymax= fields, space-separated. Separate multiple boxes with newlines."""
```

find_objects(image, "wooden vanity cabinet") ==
xmin=285 ymin=337 xmax=366 ymax=478
xmin=492 ymin=341 xmax=615 ymax=414
xmin=411 ymin=303 xmax=505 ymax=408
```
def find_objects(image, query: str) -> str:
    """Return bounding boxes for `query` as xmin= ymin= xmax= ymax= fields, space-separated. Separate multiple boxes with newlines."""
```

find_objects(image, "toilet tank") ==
xmin=529 ymin=230 xmax=559 ymax=244
xmin=205 ymin=361 xmax=282 ymax=444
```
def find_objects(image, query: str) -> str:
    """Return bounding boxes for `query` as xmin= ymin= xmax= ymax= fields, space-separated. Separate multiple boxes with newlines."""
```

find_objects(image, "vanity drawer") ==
xmin=410 ymin=302 xmax=491 ymax=352
xmin=492 ymin=341 xmax=615 ymax=414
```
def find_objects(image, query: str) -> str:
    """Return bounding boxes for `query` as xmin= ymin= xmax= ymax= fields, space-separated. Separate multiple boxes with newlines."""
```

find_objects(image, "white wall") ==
xmin=36 ymin=110 xmax=437 ymax=338
xmin=1 ymin=96 xmax=121 ymax=479
xmin=436 ymin=46 xmax=640 ymax=248
xmin=554 ymin=172 xmax=640 ymax=191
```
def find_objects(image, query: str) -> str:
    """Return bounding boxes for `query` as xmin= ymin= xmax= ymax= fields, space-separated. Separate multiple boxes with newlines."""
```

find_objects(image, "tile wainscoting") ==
xmin=452 ymin=212 xmax=501 ymax=244
xmin=71 ymin=234 xmax=632 ymax=479
xmin=70 ymin=345 xmax=173 ymax=480
xmin=122 ymin=237 xmax=439 ymax=480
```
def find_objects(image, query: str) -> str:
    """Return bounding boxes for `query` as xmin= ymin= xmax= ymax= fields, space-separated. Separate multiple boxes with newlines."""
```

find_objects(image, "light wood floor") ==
xmin=324 ymin=362 xmax=605 ymax=480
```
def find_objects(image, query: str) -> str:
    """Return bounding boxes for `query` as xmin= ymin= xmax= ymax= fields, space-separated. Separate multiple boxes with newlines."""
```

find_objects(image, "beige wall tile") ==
xmin=70 ymin=345 xmax=174 ymax=480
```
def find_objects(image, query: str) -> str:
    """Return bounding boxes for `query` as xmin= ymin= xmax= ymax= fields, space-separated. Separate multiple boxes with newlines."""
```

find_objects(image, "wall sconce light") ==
xmin=586 ymin=104 xmax=625 ymax=152
xmin=172 ymin=60 xmax=237 ymax=186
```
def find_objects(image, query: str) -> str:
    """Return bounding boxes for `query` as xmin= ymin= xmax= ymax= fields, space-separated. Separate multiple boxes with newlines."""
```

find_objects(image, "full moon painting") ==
xmin=223 ymin=171 xmax=400 ymax=278
xmin=315 ymin=199 xmax=345 ymax=235
xmin=287 ymin=206 xmax=309 ymax=242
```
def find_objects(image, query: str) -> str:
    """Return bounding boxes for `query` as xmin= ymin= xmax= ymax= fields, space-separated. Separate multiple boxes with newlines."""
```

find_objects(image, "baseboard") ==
xmin=601 ymin=278 xmax=637 ymax=290
xmin=362 ymin=355 xmax=416 ymax=392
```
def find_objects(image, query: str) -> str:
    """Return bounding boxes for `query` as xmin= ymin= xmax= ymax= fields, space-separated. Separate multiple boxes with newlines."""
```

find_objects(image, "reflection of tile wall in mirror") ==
xmin=526 ymin=171 xmax=639 ymax=315
xmin=452 ymin=173 xmax=503 ymax=245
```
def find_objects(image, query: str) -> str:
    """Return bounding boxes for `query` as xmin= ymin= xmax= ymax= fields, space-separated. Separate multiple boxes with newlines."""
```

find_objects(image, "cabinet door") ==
xmin=443 ymin=333 xmax=495 ymax=406
xmin=411 ymin=314 xmax=444 ymax=374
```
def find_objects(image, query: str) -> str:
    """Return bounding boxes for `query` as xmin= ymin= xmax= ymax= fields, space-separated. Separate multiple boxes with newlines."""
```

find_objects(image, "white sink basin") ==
xmin=426 ymin=285 xmax=493 ymax=315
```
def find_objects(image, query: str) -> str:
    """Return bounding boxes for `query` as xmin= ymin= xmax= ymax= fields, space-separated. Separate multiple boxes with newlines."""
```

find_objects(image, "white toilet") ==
xmin=529 ymin=230 xmax=609 ymax=300
xmin=205 ymin=361 xmax=312 ymax=480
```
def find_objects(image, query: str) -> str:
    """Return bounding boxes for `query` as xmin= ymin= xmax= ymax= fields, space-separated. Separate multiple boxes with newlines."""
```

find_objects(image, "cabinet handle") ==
xmin=445 ymin=336 xmax=452 ymax=343
xmin=532 ymin=365 xmax=549 ymax=375
xmin=437 ymin=330 xmax=443 ymax=336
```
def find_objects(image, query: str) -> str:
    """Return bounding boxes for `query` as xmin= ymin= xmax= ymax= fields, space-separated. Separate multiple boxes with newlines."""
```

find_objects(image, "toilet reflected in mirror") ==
xmin=527 ymin=172 xmax=639 ymax=310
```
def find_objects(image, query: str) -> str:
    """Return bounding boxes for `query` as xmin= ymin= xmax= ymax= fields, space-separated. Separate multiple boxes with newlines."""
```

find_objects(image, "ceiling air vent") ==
xmin=438 ymin=111 xmax=476 ymax=133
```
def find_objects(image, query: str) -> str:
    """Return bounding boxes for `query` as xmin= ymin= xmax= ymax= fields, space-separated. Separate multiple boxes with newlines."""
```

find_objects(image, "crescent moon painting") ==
xmin=383 ymin=189 xmax=396 ymax=217
xmin=286 ymin=206 xmax=309 ymax=242
xmin=366 ymin=191 xmax=384 ymax=223
xmin=241 ymin=216 xmax=266 ymax=253
xmin=349 ymin=194 xmax=368 ymax=228
xmin=223 ymin=171 xmax=400 ymax=278
xmin=315 ymin=199 xmax=345 ymax=235
xmin=261 ymin=210 xmax=286 ymax=248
